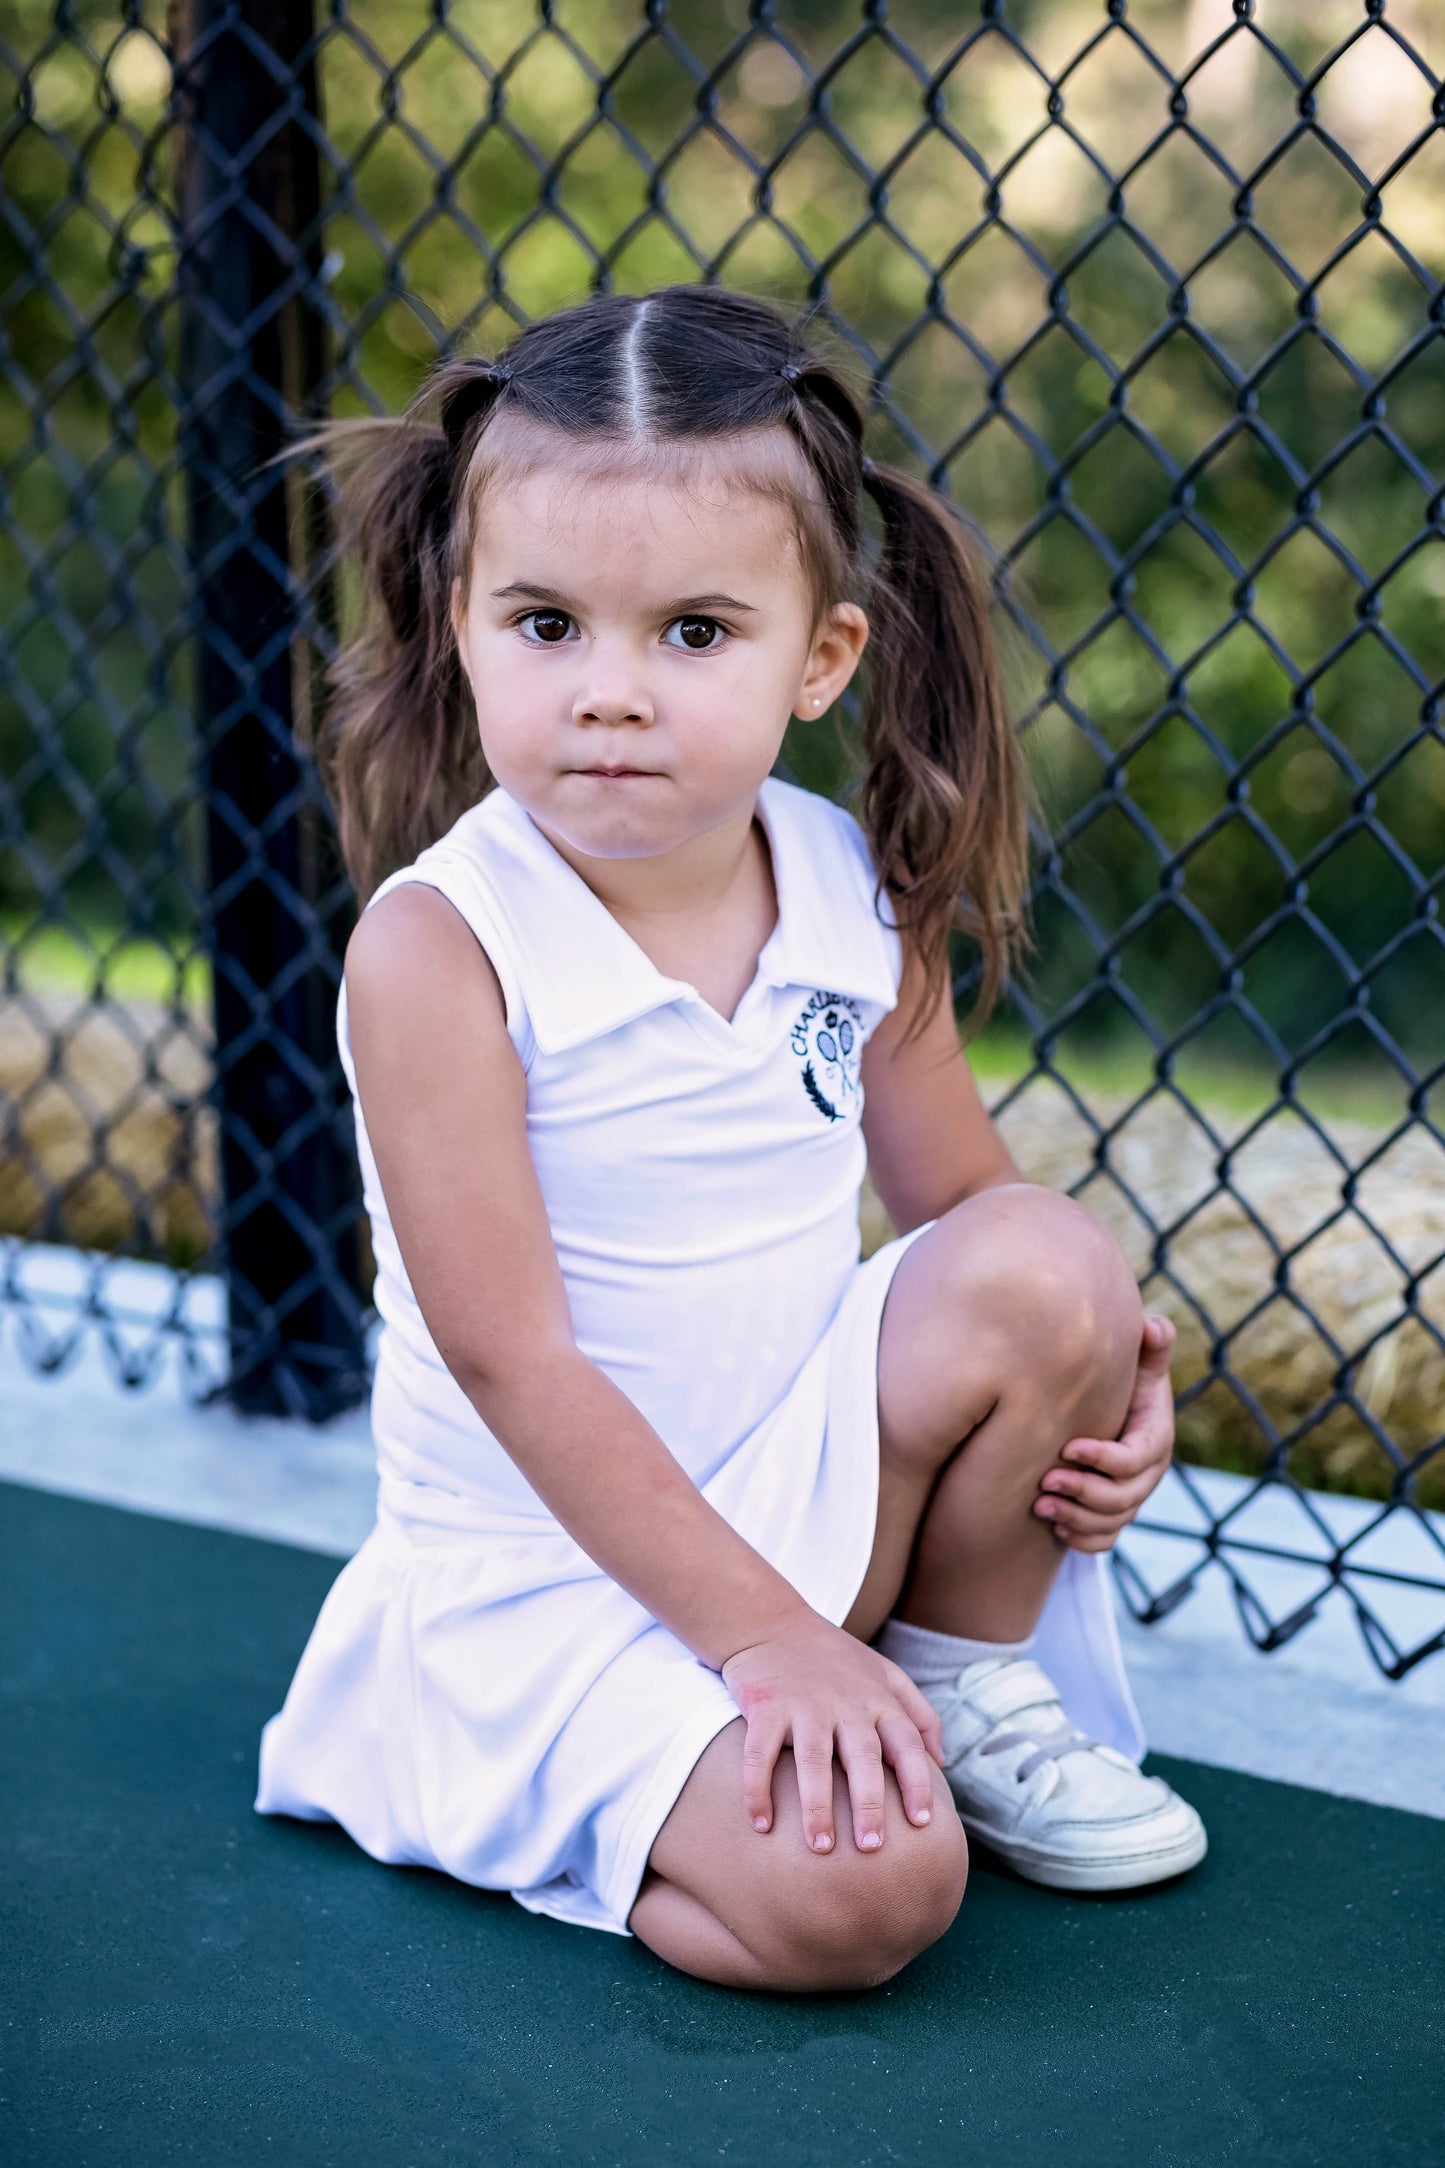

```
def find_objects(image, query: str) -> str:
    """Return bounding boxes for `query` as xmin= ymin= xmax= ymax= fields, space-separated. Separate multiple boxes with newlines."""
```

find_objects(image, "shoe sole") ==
xmin=960 ymin=1819 xmax=1209 ymax=1893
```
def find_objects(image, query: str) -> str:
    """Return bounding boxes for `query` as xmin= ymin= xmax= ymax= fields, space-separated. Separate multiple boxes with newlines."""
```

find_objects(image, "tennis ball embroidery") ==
xmin=790 ymin=990 xmax=864 ymax=1122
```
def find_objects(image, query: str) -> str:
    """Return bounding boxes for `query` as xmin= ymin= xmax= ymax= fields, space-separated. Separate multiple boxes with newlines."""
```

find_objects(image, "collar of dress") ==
xmin=462 ymin=774 xmax=900 ymax=1056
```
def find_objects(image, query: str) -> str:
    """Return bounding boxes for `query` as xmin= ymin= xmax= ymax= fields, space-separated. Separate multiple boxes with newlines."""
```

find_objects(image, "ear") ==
xmin=793 ymin=602 xmax=869 ymax=721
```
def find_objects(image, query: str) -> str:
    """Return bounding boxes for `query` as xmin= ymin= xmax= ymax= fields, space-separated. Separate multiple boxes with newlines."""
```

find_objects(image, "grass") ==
xmin=963 ymin=1018 xmax=1420 ymax=1134
xmin=3 ymin=919 xmax=1421 ymax=1132
xmin=5 ymin=919 xmax=1416 ymax=1135
xmin=1 ymin=919 xmax=212 ymax=1010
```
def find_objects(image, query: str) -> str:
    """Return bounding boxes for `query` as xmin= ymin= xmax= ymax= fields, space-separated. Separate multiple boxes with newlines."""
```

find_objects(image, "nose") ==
xmin=572 ymin=647 xmax=654 ymax=729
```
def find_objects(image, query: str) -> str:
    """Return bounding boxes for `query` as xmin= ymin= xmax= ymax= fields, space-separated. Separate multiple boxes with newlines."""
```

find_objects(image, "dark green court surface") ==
xmin=1 ymin=1482 xmax=1440 ymax=2168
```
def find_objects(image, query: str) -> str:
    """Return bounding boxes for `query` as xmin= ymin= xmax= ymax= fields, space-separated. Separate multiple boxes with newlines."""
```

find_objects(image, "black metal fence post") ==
xmin=174 ymin=0 xmax=365 ymax=1416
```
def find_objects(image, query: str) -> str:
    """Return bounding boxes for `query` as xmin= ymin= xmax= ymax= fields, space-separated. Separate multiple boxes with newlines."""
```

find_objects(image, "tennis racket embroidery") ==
xmin=790 ymin=990 xmax=864 ymax=1122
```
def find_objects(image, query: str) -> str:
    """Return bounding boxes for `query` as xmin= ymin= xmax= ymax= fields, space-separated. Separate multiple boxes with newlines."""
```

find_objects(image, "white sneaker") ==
xmin=928 ymin=1655 xmax=1208 ymax=1892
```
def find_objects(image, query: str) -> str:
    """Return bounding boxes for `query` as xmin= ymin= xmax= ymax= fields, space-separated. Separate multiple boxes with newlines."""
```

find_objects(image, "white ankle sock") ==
xmin=875 ymin=1617 xmax=1035 ymax=1694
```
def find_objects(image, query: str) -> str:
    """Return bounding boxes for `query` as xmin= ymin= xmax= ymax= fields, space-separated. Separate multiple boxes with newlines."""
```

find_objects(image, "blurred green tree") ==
xmin=3 ymin=0 xmax=1443 ymax=1089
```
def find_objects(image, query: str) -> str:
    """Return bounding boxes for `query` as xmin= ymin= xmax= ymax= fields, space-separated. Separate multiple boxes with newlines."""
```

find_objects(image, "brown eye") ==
xmin=522 ymin=610 xmax=572 ymax=644
xmin=668 ymin=616 xmax=723 ymax=651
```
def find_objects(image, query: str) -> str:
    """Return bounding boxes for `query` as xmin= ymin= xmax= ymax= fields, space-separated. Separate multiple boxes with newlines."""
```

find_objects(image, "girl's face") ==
xmin=450 ymin=431 xmax=867 ymax=867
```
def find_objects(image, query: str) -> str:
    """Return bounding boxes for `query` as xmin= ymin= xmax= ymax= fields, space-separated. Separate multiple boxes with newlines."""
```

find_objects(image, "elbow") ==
xmin=448 ymin=1332 xmax=582 ymax=1426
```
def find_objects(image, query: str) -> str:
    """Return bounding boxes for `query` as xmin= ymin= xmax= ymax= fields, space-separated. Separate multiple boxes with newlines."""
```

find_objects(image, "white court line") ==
xmin=3 ymin=1249 xmax=1441 ymax=1821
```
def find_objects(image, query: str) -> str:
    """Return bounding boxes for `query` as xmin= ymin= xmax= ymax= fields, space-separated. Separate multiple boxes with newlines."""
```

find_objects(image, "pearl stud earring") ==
xmin=812 ymin=696 xmax=822 ymax=709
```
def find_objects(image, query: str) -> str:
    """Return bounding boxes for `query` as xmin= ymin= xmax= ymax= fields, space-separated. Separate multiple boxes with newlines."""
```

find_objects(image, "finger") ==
xmin=877 ymin=1708 xmax=937 ymax=1827
xmin=1038 ymin=1467 xmax=1159 ymax=1516
xmin=1081 ymin=1337 xmax=1177 ymax=1451
xmin=1136 ymin=1314 xmax=1177 ymax=1373
xmin=880 ymin=1659 xmax=945 ymax=1765
xmin=1034 ymin=1494 xmax=1135 ymax=1539
xmin=1058 ymin=1428 xmax=1170 ymax=1479
xmin=740 ymin=1711 xmax=786 ymax=1834
xmin=1037 ymin=1498 xmax=1132 ymax=1540
xmin=835 ymin=1723 xmax=888 ymax=1852
xmin=1062 ymin=1528 xmax=1118 ymax=1553
xmin=790 ymin=1721 xmax=838 ymax=1854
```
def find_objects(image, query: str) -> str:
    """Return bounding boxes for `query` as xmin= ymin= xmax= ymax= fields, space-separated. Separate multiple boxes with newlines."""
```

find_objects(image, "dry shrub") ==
xmin=861 ymin=1078 xmax=1445 ymax=1509
xmin=0 ymin=993 xmax=215 ymax=1265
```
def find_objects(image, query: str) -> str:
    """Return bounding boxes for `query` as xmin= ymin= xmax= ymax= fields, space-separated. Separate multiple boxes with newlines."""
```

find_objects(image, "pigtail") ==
xmin=289 ymin=360 xmax=509 ymax=901
xmin=856 ymin=459 xmax=1037 ymax=1048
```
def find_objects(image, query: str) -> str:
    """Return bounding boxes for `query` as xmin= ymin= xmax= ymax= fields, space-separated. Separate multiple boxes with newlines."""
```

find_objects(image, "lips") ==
xmin=579 ymin=766 xmax=653 ymax=777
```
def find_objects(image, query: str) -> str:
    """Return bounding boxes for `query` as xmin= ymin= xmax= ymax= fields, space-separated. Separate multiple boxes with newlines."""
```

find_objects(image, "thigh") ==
xmin=636 ymin=1715 xmax=964 ymax=1964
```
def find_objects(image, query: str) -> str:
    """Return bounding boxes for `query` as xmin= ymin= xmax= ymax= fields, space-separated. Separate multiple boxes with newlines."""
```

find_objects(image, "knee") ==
xmin=946 ymin=1183 xmax=1143 ymax=1387
xmin=750 ymin=1811 xmax=970 ymax=1993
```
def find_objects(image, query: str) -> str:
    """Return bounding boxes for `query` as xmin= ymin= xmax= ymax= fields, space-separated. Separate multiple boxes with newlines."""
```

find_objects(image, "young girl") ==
xmin=256 ymin=285 xmax=1205 ymax=1994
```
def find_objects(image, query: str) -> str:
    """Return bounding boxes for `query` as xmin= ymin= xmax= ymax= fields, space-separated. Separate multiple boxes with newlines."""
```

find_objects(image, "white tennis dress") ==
xmin=254 ymin=774 xmax=1144 ymax=1935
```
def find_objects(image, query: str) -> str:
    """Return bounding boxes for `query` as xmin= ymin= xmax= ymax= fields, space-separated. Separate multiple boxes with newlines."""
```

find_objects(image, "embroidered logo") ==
xmin=789 ymin=989 xmax=864 ymax=1122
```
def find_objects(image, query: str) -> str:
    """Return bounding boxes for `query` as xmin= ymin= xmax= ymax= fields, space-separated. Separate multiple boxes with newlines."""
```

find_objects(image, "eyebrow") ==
xmin=489 ymin=581 xmax=759 ymax=616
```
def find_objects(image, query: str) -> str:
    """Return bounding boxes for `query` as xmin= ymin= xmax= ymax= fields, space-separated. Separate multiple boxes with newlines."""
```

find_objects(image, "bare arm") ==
xmin=345 ymin=883 xmax=810 ymax=1671
xmin=860 ymin=922 xmax=1024 ymax=1233
xmin=860 ymin=918 xmax=1181 ymax=1555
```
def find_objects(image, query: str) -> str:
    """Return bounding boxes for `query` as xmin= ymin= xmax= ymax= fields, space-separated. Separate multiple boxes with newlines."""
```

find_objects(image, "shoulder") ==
xmin=343 ymin=790 xmax=536 ymax=1064
xmin=346 ymin=879 xmax=509 ymax=1039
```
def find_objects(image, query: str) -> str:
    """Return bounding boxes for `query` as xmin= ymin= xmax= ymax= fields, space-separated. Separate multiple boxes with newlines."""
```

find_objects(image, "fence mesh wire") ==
xmin=2 ymin=0 xmax=1442 ymax=1674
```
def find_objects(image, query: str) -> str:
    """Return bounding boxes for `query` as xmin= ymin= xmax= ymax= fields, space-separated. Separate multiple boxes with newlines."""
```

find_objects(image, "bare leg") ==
xmin=628 ymin=1717 xmax=968 ymax=1991
xmin=631 ymin=1184 xmax=1137 ymax=1988
xmin=844 ymin=1183 xmax=1144 ymax=1644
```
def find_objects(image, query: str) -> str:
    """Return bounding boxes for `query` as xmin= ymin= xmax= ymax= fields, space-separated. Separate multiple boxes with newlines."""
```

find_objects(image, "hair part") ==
xmin=292 ymin=286 xmax=1036 ymax=1043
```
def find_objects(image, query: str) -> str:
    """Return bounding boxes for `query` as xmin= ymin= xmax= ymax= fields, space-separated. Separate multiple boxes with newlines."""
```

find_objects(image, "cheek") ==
xmin=468 ymin=634 xmax=542 ymax=711
xmin=685 ymin=641 xmax=795 ymax=733
xmin=679 ymin=671 xmax=781 ymax=772
xmin=463 ymin=639 xmax=553 ymax=773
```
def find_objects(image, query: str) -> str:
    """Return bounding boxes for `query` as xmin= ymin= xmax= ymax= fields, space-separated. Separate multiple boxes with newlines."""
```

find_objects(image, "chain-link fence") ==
xmin=2 ymin=0 xmax=1442 ymax=1676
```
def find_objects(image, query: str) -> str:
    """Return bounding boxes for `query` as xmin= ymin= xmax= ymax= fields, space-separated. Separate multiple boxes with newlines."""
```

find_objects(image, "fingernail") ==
xmin=813 ymin=1832 xmax=832 ymax=1852
xmin=859 ymin=1830 xmax=882 ymax=1850
xmin=753 ymin=1816 xmax=770 ymax=1832
xmin=1036 ymin=1500 xmax=1056 ymax=1517
xmin=913 ymin=1807 xmax=932 ymax=1824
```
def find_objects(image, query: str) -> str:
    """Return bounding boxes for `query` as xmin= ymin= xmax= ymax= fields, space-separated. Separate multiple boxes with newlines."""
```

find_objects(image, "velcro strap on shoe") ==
xmin=960 ymin=1658 xmax=1066 ymax=1728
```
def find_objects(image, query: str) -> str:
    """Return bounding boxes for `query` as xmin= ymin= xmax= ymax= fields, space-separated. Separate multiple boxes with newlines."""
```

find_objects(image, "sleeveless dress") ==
xmin=254 ymin=775 xmax=1144 ymax=1936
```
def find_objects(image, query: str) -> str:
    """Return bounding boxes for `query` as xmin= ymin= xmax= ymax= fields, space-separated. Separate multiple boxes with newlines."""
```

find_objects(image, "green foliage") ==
xmin=4 ymin=0 xmax=1444 ymax=1112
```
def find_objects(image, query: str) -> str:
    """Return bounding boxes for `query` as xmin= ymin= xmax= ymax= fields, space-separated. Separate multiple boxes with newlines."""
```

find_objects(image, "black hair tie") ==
xmin=778 ymin=361 xmax=865 ymax=451
xmin=441 ymin=362 xmax=511 ymax=460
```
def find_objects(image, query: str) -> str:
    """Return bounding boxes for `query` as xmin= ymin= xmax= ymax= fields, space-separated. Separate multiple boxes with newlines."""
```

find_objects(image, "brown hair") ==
xmin=294 ymin=286 xmax=1035 ymax=1045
